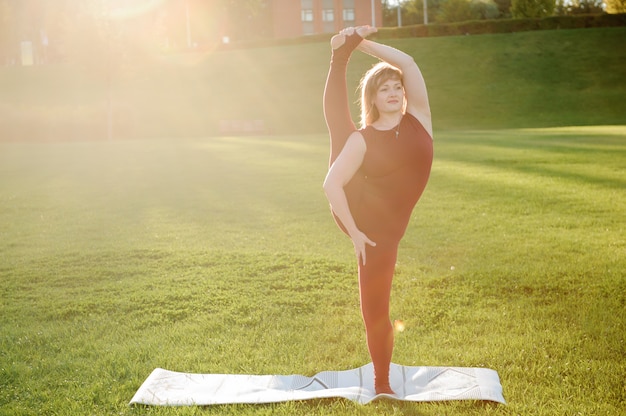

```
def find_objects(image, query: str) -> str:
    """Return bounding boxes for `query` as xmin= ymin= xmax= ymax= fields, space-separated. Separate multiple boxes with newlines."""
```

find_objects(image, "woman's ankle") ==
xmin=375 ymin=383 xmax=395 ymax=395
xmin=330 ymin=34 xmax=345 ymax=50
xmin=331 ymin=32 xmax=363 ymax=59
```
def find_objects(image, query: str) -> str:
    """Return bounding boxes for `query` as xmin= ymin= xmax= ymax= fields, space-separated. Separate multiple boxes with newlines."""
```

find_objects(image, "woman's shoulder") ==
xmin=404 ymin=111 xmax=433 ymax=140
xmin=358 ymin=125 xmax=380 ymax=141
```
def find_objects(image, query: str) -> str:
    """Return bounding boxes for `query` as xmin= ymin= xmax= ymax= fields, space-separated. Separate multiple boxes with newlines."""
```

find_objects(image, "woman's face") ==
xmin=373 ymin=77 xmax=404 ymax=115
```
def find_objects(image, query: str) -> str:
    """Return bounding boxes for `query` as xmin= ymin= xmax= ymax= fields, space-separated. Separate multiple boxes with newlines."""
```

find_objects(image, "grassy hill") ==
xmin=0 ymin=27 xmax=625 ymax=139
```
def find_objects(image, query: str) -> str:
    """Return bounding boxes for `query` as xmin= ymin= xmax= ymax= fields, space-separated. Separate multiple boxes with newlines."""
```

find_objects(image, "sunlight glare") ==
xmin=393 ymin=319 xmax=405 ymax=333
xmin=106 ymin=0 xmax=166 ymax=20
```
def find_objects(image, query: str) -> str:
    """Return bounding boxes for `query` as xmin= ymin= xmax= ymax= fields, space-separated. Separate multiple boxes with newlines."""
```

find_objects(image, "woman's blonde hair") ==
xmin=358 ymin=61 xmax=404 ymax=129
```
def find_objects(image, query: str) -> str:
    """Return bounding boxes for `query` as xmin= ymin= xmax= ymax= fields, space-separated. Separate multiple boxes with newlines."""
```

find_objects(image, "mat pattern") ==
xmin=130 ymin=362 xmax=505 ymax=406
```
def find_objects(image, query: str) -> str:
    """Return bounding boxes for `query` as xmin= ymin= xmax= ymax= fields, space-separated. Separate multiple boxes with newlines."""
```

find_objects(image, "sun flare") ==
xmin=105 ymin=0 xmax=167 ymax=20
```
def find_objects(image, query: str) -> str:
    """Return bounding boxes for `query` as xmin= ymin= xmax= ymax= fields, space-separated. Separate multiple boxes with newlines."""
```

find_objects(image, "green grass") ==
xmin=1 ymin=27 xmax=625 ymax=139
xmin=1 ymin=24 xmax=625 ymax=415
xmin=1 ymin=125 xmax=625 ymax=415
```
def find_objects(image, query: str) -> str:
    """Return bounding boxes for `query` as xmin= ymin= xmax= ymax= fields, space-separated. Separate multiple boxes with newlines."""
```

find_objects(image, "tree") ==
xmin=0 ymin=0 xmax=71 ymax=64
xmin=406 ymin=0 xmax=445 ymax=24
xmin=470 ymin=0 xmax=500 ymax=19
xmin=605 ymin=0 xmax=626 ymax=12
xmin=438 ymin=0 xmax=475 ymax=22
xmin=511 ymin=0 xmax=556 ymax=18
xmin=383 ymin=0 xmax=402 ymax=26
xmin=222 ymin=0 xmax=271 ymax=41
xmin=188 ymin=0 xmax=270 ymax=43
xmin=0 ymin=0 xmax=15 ymax=64
xmin=438 ymin=0 xmax=499 ymax=22
xmin=556 ymin=0 xmax=604 ymax=14
xmin=493 ymin=0 xmax=512 ymax=17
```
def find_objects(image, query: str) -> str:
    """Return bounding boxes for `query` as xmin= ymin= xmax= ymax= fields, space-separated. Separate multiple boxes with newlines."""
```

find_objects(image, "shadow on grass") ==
xmin=436 ymin=127 xmax=626 ymax=190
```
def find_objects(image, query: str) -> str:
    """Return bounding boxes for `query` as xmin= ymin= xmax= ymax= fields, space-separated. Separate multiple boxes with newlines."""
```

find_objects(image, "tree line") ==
xmin=382 ymin=0 xmax=624 ymax=26
xmin=1 ymin=0 xmax=623 ymax=65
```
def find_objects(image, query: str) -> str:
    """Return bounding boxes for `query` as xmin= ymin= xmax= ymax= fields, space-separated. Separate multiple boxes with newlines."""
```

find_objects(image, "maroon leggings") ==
xmin=323 ymin=34 xmax=395 ymax=392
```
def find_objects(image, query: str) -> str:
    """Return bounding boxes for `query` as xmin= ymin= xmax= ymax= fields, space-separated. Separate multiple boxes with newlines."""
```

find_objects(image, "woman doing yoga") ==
xmin=322 ymin=26 xmax=433 ymax=395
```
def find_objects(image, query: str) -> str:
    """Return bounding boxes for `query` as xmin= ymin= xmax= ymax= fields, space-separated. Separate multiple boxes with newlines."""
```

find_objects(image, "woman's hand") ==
xmin=330 ymin=27 xmax=356 ymax=50
xmin=340 ymin=25 xmax=377 ymax=39
xmin=350 ymin=229 xmax=376 ymax=266
xmin=331 ymin=26 xmax=377 ymax=49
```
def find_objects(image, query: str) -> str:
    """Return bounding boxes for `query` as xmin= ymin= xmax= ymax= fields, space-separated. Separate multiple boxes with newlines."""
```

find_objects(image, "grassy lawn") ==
xmin=1 ymin=125 xmax=625 ymax=415
xmin=1 ymin=23 xmax=625 ymax=416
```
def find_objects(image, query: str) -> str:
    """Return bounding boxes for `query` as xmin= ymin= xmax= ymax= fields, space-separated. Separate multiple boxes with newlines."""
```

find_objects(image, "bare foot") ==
xmin=330 ymin=26 xmax=375 ymax=51
xmin=356 ymin=25 xmax=377 ymax=38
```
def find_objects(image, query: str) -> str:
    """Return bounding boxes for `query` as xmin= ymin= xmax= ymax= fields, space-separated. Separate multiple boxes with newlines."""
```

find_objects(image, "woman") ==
xmin=322 ymin=26 xmax=433 ymax=395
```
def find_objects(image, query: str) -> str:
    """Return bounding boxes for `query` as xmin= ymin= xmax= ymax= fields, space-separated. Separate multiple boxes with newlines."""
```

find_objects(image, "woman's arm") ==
xmin=357 ymin=33 xmax=432 ymax=138
xmin=323 ymin=131 xmax=376 ymax=265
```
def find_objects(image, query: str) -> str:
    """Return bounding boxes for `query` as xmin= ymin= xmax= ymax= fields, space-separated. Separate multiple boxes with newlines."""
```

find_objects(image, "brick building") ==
xmin=270 ymin=0 xmax=383 ymax=39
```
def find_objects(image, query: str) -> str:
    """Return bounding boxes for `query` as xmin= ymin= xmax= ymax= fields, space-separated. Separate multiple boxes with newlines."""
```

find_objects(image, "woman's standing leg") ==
xmin=324 ymin=29 xmax=397 ymax=394
xmin=358 ymin=244 xmax=397 ymax=394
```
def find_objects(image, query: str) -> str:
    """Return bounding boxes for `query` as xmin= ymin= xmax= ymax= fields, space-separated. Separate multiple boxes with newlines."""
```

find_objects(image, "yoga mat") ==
xmin=130 ymin=362 xmax=505 ymax=406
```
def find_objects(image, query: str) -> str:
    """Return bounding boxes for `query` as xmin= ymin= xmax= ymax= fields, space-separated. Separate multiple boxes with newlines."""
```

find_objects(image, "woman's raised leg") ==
xmin=323 ymin=31 xmax=362 ymax=166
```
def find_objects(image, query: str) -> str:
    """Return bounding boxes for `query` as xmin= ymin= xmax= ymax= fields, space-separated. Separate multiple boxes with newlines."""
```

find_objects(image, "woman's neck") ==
xmin=373 ymin=112 xmax=403 ymax=129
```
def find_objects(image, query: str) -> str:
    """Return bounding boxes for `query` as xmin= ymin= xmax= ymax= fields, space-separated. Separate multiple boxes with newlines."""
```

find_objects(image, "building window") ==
xmin=321 ymin=0 xmax=335 ymax=32
xmin=301 ymin=0 xmax=314 ymax=22
xmin=301 ymin=0 xmax=314 ymax=34
xmin=322 ymin=9 xmax=334 ymax=22
xmin=343 ymin=0 xmax=355 ymax=22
